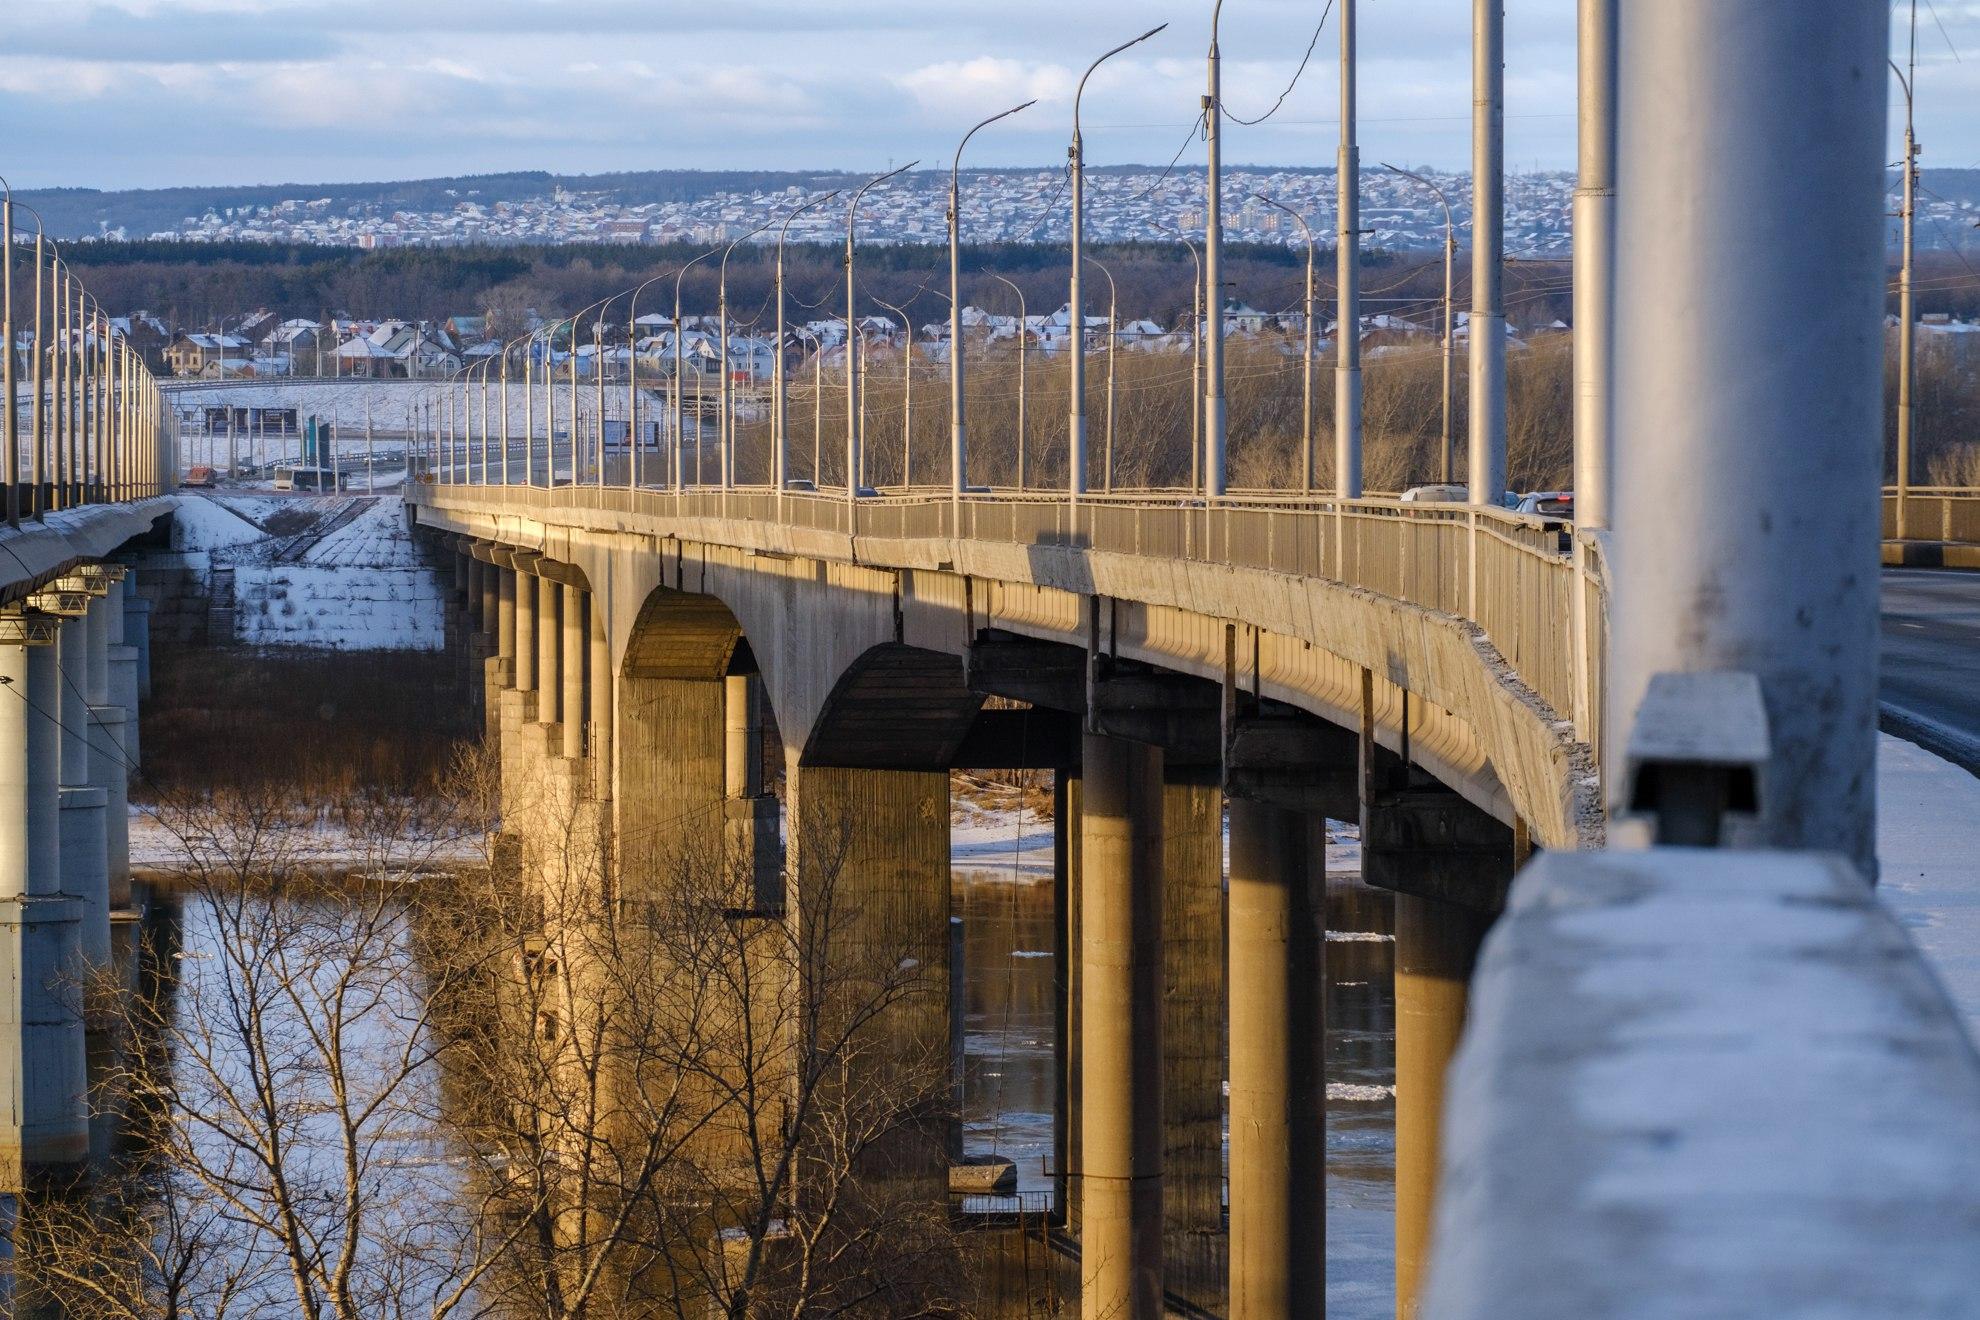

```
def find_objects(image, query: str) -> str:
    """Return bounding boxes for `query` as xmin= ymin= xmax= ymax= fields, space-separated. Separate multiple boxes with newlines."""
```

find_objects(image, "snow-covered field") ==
xmin=169 ymin=491 xmax=445 ymax=651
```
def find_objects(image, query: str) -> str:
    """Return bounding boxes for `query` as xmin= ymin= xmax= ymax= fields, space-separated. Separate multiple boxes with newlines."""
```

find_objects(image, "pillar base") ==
xmin=0 ymin=895 xmax=89 ymax=1189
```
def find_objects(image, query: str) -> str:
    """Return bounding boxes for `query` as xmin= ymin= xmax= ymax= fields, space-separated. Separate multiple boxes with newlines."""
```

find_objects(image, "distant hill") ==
xmin=15 ymin=164 xmax=1326 ymax=241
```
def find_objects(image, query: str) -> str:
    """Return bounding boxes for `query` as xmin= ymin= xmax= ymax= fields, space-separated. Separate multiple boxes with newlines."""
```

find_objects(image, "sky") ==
xmin=0 ymin=0 xmax=1967 ymax=192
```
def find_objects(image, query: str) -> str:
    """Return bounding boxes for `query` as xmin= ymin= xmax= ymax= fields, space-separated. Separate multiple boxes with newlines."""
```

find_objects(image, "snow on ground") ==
xmin=170 ymin=492 xmax=267 ymax=552
xmin=235 ymin=564 xmax=448 ymax=650
xmin=1877 ymin=731 xmax=1980 ymax=1033
xmin=128 ymin=803 xmax=483 ymax=872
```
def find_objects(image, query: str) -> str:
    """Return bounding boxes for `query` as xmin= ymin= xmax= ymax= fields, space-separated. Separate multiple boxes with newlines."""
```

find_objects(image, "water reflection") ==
xmin=955 ymin=871 xmax=1397 ymax=1318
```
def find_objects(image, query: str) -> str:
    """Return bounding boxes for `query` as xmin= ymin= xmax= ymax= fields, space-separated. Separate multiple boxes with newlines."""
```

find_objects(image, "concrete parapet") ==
xmin=1422 ymin=849 xmax=1980 ymax=1318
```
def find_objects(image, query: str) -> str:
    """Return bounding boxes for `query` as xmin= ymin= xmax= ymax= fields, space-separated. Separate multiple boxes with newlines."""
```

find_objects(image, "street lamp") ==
xmin=1206 ymin=2 xmax=1228 ymax=498
xmin=1253 ymin=194 xmax=1317 ymax=493
xmin=990 ymin=274 xmax=1029 ymax=491
xmin=1089 ymin=256 xmax=1119 ymax=493
xmin=1383 ymin=164 xmax=1459 ymax=485
xmin=1892 ymin=46 xmax=1920 ymax=538
xmin=1072 ymin=24 xmax=1167 ymax=508
xmin=673 ymin=247 xmax=719 ymax=491
xmin=950 ymin=100 xmax=1035 ymax=502
xmin=774 ymin=192 xmax=840 ymax=502
xmin=1336 ymin=0 xmax=1363 ymax=500
xmin=844 ymin=161 xmax=918 ymax=505
xmin=719 ymin=218 xmax=774 ymax=491
xmin=871 ymin=291 xmax=921 ymax=487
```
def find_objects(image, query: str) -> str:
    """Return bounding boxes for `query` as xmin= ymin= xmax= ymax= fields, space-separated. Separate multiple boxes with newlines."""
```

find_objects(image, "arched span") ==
xmin=620 ymin=585 xmax=745 ymax=682
xmin=801 ymin=644 xmax=983 ymax=772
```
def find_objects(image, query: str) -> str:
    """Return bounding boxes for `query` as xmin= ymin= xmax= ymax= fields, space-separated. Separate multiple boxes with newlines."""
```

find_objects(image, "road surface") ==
xmin=1881 ymin=568 xmax=1980 ymax=775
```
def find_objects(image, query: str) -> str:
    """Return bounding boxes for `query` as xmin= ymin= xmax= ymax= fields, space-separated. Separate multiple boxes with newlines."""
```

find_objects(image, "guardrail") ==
xmin=410 ymin=472 xmax=1605 ymax=762
xmin=1884 ymin=488 xmax=1980 ymax=543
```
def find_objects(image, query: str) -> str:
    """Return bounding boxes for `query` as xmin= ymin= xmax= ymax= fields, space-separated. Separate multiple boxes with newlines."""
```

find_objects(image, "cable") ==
xmin=1224 ymin=0 xmax=1337 ymax=125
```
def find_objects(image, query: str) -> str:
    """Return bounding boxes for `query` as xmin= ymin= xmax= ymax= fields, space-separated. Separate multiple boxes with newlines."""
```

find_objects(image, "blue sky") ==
xmin=0 ymin=1 xmax=1960 ymax=190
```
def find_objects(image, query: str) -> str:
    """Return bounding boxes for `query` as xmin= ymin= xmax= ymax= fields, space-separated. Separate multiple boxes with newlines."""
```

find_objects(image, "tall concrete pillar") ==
xmin=723 ymin=672 xmax=777 ymax=907
xmin=86 ymin=706 xmax=130 ymax=910
xmin=588 ymin=601 xmax=611 ymax=800
xmin=1079 ymin=732 xmax=1164 ymax=1320
xmin=615 ymin=671 xmax=723 ymax=889
xmin=536 ymin=578 xmax=560 ymax=729
xmin=109 ymin=643 xmax=140 ymax=777
xmin=84 ymin=591 xmax=110 ymax=707
xmin=515 ymin=571 xmax=537 ymax=693
xmin=561 ymin=585 xmax=584 ymax=761
xmin=1055 ymin=772 xmax=1082 ymax=1232
xmin=465 ymin=555 xmax=484 ymax=631
xmin=1393 ymin=893 xmax=1491 ymax=1319
xmin=1160 ymin=761 xmax=1224 ymax=1306
xmin=788 ymin=759 xmax=952 ymax=1196
xmin=121 ymin=595 xmax=151 ymax=701
xmin=1227 ymin=798 xmax=1326 ymax=1320
xmin=497 ymin=567 xmax=517 ymax=667
xmin=0 ymin=637 xmax=88 ymax=1184
xmin=55 ymin=619 xmax=89 ymax=789
xmin=480 ymin=561 xmax=499 ymax=641
xmin=60 ymin=785 xmax=109 ymax=974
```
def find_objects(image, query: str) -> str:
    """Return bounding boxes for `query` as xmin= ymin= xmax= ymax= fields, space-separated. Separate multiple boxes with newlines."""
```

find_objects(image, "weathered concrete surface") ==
xmin=1423 ymin=849 xmax=1980 ymax=1319
xmin=410 ymin=491 xmax=1599 ymax=849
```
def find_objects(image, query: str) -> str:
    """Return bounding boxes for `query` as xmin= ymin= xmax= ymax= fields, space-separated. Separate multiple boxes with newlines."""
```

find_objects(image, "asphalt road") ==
xmin=1882 ymin=568 xmax=1980 ymax=775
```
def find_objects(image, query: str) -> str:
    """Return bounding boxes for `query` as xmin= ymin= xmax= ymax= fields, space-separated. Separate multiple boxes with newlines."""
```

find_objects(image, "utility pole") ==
xmin=1469 ymin=0 xmax=1507 ymax=505
xmin=1336 ymin=0 xmax=1363 ymax=499
xmin=1894 ymin=0 xmax=1920 ymax=540
xmin=1205 ymin=6 xmax=1228 ymax=498
xmin=1573 ymin=0 xmax=1617 ymax=529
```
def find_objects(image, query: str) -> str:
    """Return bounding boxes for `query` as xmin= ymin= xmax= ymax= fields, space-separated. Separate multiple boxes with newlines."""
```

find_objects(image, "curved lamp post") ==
xmin=988 ymin=274 xmax=1029 ymax=492
xmin=718 ymin=218 xmax=774 ymax=491
xmin=1253 ymin=193 xmax=1317 ymax=492
xmin=843 ymin=161 xmax=918 ymax=504
xmin=1382 ymin=164 xmax=1458 ymax=484
xmin=672 ymin=247 xmax=718 ymax=491
xmin=949 ymin=100 xmax=1035 ymax=503
xmin=1071 ymin=25 xmax=1166 ymax=509
xmin=774 ymin=192 xmax=840 ymax=502
xmin=1088 ymin=256 xmax=1118 ymax=493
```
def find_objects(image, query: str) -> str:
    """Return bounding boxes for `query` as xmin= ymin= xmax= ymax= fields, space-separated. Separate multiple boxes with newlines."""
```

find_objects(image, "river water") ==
xmin=955 ymin=874 xmax=1397 ymax=1318
xmin=123 ymin=852 xmax=1396 ymax=1317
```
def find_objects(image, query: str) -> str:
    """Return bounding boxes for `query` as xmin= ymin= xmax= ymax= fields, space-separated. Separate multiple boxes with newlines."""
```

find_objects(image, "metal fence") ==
xmin=409 ymin=473 xmax=1605 ymax=749
xmin=1884 ymin=488 xmax=1980 ymax=543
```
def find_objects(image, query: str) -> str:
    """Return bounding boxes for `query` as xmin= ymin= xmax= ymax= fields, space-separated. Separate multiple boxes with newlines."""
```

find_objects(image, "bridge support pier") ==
xmin=0 ymin=632 xmax=87 ymax=1186
xmin=1227 ymin=797 xmax=1327 ymax=1319
xmin=1161 ymin=760 xmax=1224 ymax=1309
xmin=55 ymin=616 xmax=110 ymax=983
xmin=514 ymin=569 xmax=536 ymax=694
xmin=561 ymin=585 xmax=584 ymax=762
xmin=787 ymin=760 xmax=952 ymax=1196
xmin=724 ymin=673 xmax=776 ymax=907
xmin=536 ymin=576 xmax=561 ymax=732
xmin=1079 ymin=731 xmax=1164 ymax=1320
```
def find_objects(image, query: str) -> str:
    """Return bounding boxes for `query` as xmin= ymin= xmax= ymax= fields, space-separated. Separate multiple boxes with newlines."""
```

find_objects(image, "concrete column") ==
xmin=1056 ymin=772 xmax=1081 ymax=1232
xmin=0 ymin=639 xmax=88 ymax=1183
xmin=788 ymin=759 xmax=952 ymax=1197
xmin=515 ymin=571 xmax=536 ymax=693
xmin=1393 ymin=892 xmax=1492 ymax=1319
xmin=25 ymin=644 xmax=62 ymax=896
xmin=1079 ymin=732 xmax=1164 ymax=1320
xmin=536 ymin=578 xmax=560 ymax=728
xmin=615 ymin=673 xmax=723 ymax=889
xmin=59 ymin=786 xmax=109 ymax=974
xmin=83 ymin=592 xmax=110 ymax=707
xmin=588 ymin=600 xmax=611 ymax=800
xmin=480 ymin=561 xmax=499 ymax=641
xmin=55 ymin=618 xmax=88 ymax=788
xmin=1227 ymin=799 xmax=1326 ymax=1320
xmin=724 ymin=673 xmax=762 ymax=797
xmin=1609 ymin=2 xmax=1888 ymax=875
xmin=86 ymin=706 xmax=129 ymax=910
xmin=109 ymin=644 xmax=140 ymax=775
xmin=122 ymin=596 xmax=151 ymax=701
xmin=1160 ymin=760 xmax=1224 ymax=1305
xmin=561 ymin=585 xmax=584 ymax=760
xmin=465 ymin=555 xmax=484 ymax=630
xmin=497 ymin=568 xmax=517 ymax=668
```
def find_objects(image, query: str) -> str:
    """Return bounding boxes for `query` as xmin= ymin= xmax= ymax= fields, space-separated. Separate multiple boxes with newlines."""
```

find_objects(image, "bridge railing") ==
xmin=411 ymin=475 xmax=1604 ymax=754
xmin=1883 ymin=487 xmax=1980 ymax=542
